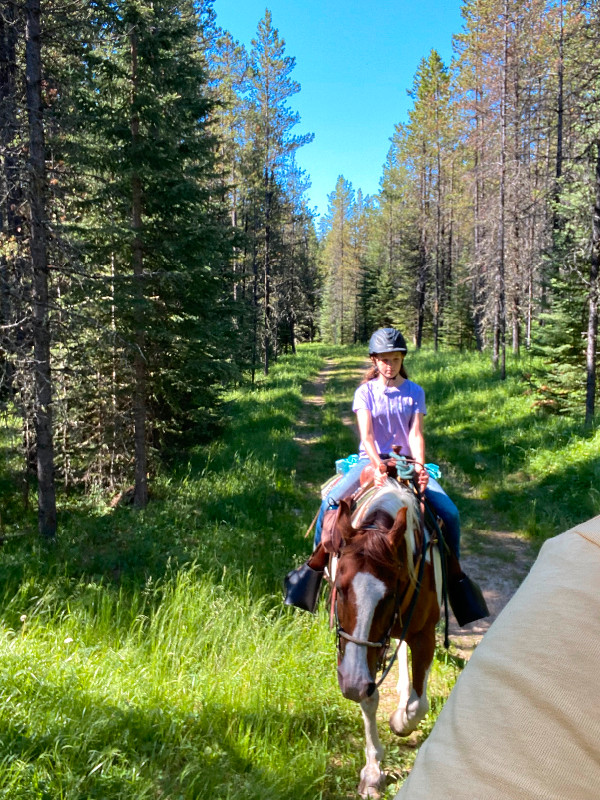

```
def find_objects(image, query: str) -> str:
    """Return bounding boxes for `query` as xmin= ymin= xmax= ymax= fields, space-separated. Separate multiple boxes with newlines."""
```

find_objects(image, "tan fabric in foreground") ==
xmin=396 ymin=515 xmax=600 ymax=800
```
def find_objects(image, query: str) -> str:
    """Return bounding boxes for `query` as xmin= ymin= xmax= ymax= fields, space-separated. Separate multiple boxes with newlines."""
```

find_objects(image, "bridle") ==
xmin=334 ymin=525 xmax=428 ymax=690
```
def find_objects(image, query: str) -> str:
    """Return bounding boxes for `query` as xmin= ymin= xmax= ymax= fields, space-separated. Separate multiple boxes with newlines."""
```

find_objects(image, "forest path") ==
xmin=292 ymin=356 xmax=538 ymax=796
xmin=293 ymin=357 xmax=537 ymax=658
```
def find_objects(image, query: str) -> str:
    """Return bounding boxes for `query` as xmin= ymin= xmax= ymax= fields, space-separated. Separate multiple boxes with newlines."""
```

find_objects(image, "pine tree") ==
xmin=246 ymin=10 xmax=313 ymax=374
xmin=530 ymin=272 xmax=587 ymax=413
xmin=54 ymin=0 xmax=233 ymax=495
xmin=26 ymin=0 xmax=57 ymax=536
xmin=368 ymin=142 xmax=420 ymax=338
xmin=537 ymin=5 xmax=600 ymax=422
xmin=320 ymin=176 xmax=355 ymax=344
xmin=207 ymin=30 xmax=253 ymax=347
xmin=277 ymin=159 xmax=320 ymax=352
xmin=0 ymin=0 xmax=25 ymax=407
xmin=208 ymin=12 xmax=317 ymax=375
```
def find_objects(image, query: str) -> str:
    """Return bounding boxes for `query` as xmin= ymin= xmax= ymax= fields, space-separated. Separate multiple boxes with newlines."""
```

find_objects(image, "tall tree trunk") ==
xmin=495 ymin=0 xmax=509 ymax=379
xmin=416 ymin=158 xmax=427 ymax=349
xmin=473 ymin=88 xmax=485 ymax=351
xmin=434 ymin=146 xmax=442 ymax=352
xmin=130 ymin=29 xmax=148 ymax=508
xmin=416 ymin=239 xmax=426 ymax=349
xmin=585 ymin=140 xmax=600 ymax=427
xmin=539 ymin=0 xmax=565 ymax=318
xmin=288 ymin=223 xmax=297 ymax=354
xmin=0 ymin=1 xmax=20 ymax=370
xmin=263 ymin=168 xmax=271 ymax=376
xmin=340 ymin=215 xmax=345 ymax=345
xmin=25 ymin=0 xmax=56 ymax=537
xmin=511 ymin=44 xmax=521 ymax=357
xmin=251 ymin=210 xmax=258 ymax=384
xmin=553 ymin=0 xmax=564 ymax=228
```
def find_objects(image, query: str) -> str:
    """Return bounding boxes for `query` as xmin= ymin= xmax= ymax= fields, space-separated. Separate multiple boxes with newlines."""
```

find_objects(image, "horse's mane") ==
xmin=347 ymin=480 xmax=420 ymax=580
xmin=342 ymin=511 xmax=399 ymax=572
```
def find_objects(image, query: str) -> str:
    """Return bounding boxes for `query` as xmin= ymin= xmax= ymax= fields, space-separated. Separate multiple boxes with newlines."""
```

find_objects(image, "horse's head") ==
xmin=334 ymin=498 xmax=409 ymax=703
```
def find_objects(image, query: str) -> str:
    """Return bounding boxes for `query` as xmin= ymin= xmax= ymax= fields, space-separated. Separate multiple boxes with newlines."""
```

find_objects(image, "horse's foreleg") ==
xmin=394 ymin=640 xmax=410 ymax=709
xmin=389 ymin=632 xmax=435 ymax=737
xmin=358 ymin=689 xmax=386 ymax=799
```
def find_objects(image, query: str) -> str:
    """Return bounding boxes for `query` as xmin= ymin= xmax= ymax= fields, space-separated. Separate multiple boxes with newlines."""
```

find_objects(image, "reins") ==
xmin=375 ymin=539 xmax=427 ymax=687
xmin=334 ymin=502 xmax=429 ymax=690
xmin=334 ymin=467 xmax=449 ymax=689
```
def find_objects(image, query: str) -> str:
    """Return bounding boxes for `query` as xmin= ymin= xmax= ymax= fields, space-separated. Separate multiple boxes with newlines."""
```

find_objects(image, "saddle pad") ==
xmin=320 ymin=472 xmax=343 ymax=500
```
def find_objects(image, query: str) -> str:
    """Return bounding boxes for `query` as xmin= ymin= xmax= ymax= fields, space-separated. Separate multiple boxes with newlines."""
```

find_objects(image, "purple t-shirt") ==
xmin=352 ymin=378 xmax=427 ymax=459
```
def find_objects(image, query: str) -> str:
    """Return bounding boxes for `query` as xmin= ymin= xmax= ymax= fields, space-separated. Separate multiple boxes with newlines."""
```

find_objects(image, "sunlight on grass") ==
xmin=0 ymin=344 xmax=598 ymax=797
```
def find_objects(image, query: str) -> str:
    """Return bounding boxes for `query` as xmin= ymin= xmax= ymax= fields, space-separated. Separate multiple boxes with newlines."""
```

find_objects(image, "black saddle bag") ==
xmin=283 ymin=562 xmax=323 ymax=613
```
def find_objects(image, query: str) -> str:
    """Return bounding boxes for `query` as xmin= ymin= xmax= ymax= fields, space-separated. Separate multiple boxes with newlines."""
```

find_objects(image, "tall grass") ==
xmin=0 ymin=344 xmax=597 ymax=798
xmin=410 ymin=348 xmax=600 ymax=541
xmin=0 ymin=346 xmax=377 ymax=799
xmin=0 ymin=570 xmax=339 ymax=799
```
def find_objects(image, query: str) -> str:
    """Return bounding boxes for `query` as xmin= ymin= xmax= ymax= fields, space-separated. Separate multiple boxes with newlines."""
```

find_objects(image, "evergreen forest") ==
xmin=1 ymin=2 xmax=600 ymax=794
xmin=1 ymin=0 xmax=599 ymax=532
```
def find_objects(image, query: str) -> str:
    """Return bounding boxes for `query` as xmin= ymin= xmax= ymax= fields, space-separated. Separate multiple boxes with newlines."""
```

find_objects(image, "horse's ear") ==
xmin=336 ymin=498 xmax=357 ymax=544
xmin=388 ymin=506 xmax=408 ymax=549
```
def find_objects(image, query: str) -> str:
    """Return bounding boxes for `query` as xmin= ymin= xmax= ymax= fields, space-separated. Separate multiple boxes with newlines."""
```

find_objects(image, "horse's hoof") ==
xmin=358 ymin=780 xmax=383 ymax=799
xmin=359 ymin=787 xmax=381 ymax=799
xmin=358 ymin=768 xmax=385 ymax=798
xmin=389 ymin=709 xmax=416 ymax=737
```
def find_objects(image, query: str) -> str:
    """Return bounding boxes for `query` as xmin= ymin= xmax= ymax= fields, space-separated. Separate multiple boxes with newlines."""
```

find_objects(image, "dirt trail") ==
xmin=293 ymin=358 xmax=336 ymax=487
xmin=295 ymin=359 xmax=536 ymax=657
xmin=447 ymin=528 xmax=534 ymax=656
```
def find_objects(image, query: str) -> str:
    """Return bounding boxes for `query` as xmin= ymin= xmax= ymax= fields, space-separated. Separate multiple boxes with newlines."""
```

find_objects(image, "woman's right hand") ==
xmin=374 ymin=461 xmax=388 ymax=487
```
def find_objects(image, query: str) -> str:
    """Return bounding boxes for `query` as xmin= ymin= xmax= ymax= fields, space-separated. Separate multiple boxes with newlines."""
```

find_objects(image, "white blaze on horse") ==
xmin=332 ymin=479 xmax=442 ymax=798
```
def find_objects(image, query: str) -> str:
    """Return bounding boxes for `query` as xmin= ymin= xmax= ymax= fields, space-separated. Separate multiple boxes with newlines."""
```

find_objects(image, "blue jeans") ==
xmin=314 ymin=464 xmax=460 ymax=558
xmin=314 ymin=458 xmax=370 ymax=547
xmin=423 ymin=476 xmax=460 ymax=558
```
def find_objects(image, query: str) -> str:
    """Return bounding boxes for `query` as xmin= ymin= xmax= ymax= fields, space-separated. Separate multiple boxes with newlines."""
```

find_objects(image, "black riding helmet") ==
xmin=368 ymin=327 xmax=408 ymax=356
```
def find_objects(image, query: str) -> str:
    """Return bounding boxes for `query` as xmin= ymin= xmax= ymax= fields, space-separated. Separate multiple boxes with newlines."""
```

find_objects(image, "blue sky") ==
xmin=212 ymin=0 xmax=464 ymax=218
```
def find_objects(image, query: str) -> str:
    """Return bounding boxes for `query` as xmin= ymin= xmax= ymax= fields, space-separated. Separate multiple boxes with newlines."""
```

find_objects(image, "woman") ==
xmin=285 ymin=327 xmax=487 ymax=625
xmin=314 ymin=326 xmax=460 ymax=557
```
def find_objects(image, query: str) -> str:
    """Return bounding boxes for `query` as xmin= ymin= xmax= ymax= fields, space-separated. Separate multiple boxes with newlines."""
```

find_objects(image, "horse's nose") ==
xmin=337 ymin=664 xmax=376 ymax=702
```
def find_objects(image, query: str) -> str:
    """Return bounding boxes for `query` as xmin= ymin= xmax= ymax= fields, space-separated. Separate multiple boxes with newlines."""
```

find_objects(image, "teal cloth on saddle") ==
xmin=388 ymin=454 xmax=442 ymax=481
xmin=322 ymin=455 xmax=442 ymax=500
xmin=388 ymin=452 xmax=415 ymax=480
xmin=335 ymin=453 xmax=359 ymax=474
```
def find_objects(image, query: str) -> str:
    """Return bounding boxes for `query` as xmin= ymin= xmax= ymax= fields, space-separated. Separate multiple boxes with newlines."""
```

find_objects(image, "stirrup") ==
xmin=284 ymin=562 xmax=324 ymax=613
xmin=448 ymin=573 xmax=489 ymax=627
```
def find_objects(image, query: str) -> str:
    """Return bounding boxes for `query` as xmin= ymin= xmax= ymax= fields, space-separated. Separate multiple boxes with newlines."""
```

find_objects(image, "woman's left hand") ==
xmin=416 ymin=466 xmax=429 ymax=493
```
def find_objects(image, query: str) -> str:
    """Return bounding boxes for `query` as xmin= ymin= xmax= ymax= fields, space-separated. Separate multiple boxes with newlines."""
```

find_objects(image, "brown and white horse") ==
xmin=332 ymin=479 xmax=441 ymax=798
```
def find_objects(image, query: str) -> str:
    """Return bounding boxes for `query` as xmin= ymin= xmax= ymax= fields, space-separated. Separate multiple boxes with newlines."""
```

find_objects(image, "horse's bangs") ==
xmin=342 ymin=525 xmax=397 ymax=571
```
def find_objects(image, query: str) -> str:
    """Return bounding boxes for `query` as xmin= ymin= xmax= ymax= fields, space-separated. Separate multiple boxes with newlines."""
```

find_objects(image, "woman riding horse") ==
xmin=286 ymin=327 xmax=487 ymax=626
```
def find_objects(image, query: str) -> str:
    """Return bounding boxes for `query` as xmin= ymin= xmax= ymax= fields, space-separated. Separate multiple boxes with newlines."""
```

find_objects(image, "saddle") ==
xmin=286 ymin=457 xmax=489 ymax=627
xmin=320 ymin=457 xmax=408 ymax=555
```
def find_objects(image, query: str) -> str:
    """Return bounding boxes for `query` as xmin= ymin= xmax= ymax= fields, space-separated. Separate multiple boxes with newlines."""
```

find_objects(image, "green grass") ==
xmin=0 ymin=346 xmax=377 ymax=799
xmin=0 ymin=343 xmax=598 ymax=798
xmin=410 ymin=348 xmax=600 ymax=542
